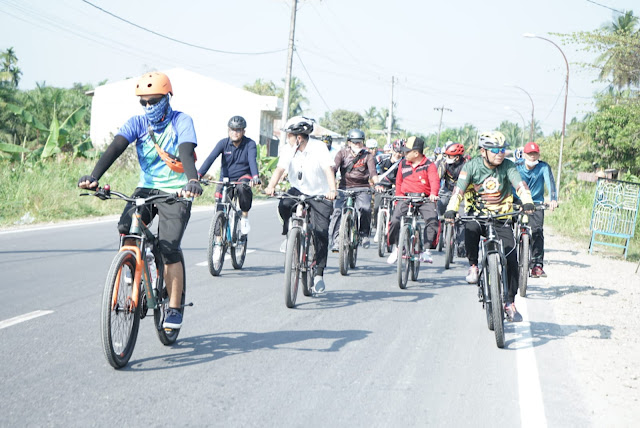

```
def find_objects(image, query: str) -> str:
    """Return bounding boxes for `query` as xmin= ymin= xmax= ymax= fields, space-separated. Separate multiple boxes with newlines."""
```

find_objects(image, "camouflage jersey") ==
xmin=446 ymin=156 xmax=533 ymax=215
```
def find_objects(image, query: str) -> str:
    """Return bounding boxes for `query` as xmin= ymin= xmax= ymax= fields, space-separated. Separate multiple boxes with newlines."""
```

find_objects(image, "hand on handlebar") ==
xmin=325 ymin=189 xmax=337 ymax=201
xmin=548 ymin=200 xmax=558 ymax=211
xmin=428 ymin=194 xmax=439 ymax=203
xmin=264 ymin=186 xmax=275 ymax=197
xmin=444 ymin=210 xmax=456 ymax=223
xmin=78 ymin=175 xmax=98 ymax=189
xmin=522 ymin=203 xmax=535 ymax=214
xmin=179 ymin=180 xmax=203 ymax=198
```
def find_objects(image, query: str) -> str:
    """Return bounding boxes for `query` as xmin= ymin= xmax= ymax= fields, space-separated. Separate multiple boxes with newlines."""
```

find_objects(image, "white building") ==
xmin=88 ymin=68 xmax=281 ymax=168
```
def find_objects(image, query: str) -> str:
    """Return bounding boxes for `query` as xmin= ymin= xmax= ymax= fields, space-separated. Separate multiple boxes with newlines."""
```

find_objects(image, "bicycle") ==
xmin=441 ymin=217 xmax=462 ymax=270
xmin=394 ymin=195 xmax=431 ymax=289
xmin=375 ymin=189 xmax=395 ymax=258
xmin=513 ymin=202 xmax=548 ymax=297
xmin=274 ymin=192 xmax=325 ymax=308
xmin=336 ymin=187 xmax=372 ymax=276
xmin=459 ymin=208 xmax=522 ymax=349
xmin=201 ymin=179 xmax=249 ymax=276
xmin=82 ymin=186 xmax=192 ymax=369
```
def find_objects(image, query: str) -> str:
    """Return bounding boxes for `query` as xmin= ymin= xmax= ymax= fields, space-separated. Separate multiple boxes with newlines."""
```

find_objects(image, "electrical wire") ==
xmin=294 ymin=49 xmax=332 ymax=112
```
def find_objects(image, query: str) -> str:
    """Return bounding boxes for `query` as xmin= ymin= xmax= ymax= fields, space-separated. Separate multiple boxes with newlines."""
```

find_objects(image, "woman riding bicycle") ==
xmin=444 ymin=131 xmax=534 ymax=322
xmin=436 ymin=141 xmax=468 ymax=257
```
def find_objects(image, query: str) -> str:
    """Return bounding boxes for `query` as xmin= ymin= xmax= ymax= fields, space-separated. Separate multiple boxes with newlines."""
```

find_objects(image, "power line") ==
xmin=80 ymin=0 xmax=287 ymax=56
xmin=585 ymin=0 xmax=625 ymax=14
xmin=294 ymin=49 xmax=331 ymax=112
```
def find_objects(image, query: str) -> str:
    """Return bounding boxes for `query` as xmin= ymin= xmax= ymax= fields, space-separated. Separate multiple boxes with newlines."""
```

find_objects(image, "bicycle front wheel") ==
xmin=154 ymin=254 xmax=186 ymax=345
xmin=518 ymin=234 xmax=530 ymax=297
xmin=436 ymin=220 xmax=444 ymax=252
xmin=397 ymin=226 xmax=411 ymax=289
xmin=443 ymin=223 xmax=454 ymax=270
xmin=302 ymin=232 xmax=315 ymax=297
xmin=338 ymin=213 xmax=351 ymax=276
xmin=284 ymin=228 xmax=302 ymax=308
xmin=410 ymin=227 xmax=421 ymax=281
xmin=207 ymin=211 xmax=227 ymax=276
xmin=377 ymin=209 xmax=387 ymax=258
xmin=488 ymin=253 xmax=505 ymax=348
xmin=101 ymin=250 xmax=141 ymax=369
xmin=231 ymin=213 xmax=247 ymax=270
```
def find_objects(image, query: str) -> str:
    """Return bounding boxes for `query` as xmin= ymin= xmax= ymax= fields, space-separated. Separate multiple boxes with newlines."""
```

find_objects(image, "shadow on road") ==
xmin=505 ymin=321 xmax=612 ymax=349
xmin=294 ymin=289 xmax=435 ymax=310
xmin=526 ymin=284 xmax=618 ymax=300
xmin=127 ymin=329 xmax=371 ymax=371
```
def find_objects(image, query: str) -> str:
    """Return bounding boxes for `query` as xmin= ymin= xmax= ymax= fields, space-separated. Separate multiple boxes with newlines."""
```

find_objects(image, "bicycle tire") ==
xmin=410 ymin=227 xmax=421 ymax=281
xmin=397 ymin=226 xmax=411 ymax=289
xmin=101 ymin=250 xmax=141 ymax=369
xmin=154 ymin=254 xmax=186 ymax=345
xmin=207 ymin=211 xmax=227 ymax=276
xmin=284 ymin=228 xmax=302 ymax=308
xmin=349 ymin=218 xmax=358 ymax=269
xmin=338 ymin=212 xmax=351 ymax=276
xmin=230 ymin=212 xmax=247 ymax=270
xmin=302 ymin=232 xmax=315 ymax=297
xmin=444 ymin=223 xmax=454 ymax=270
xmin=488 ymin=253 xmax=505 ymax=348
xmin=436 ymin=220 xmax=444 ymax=252
xmin=480 ymin=265 xmax=494 ymax=331
xmin=377 ymin=209 xmax=386 ymax=258
xmin=518 ymin=233 xmax=530 ymax=297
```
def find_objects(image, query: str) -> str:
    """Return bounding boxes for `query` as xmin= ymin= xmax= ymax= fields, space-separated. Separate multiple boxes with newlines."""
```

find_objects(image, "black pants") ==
xmin=388 ymin=200 xmax=438 ymax=249
xmin=529 ymin=210 xmax=545 ymax=267
xmin=329 ymin=191 xmax=372 ymax=244
xmin=216 ymin=177 xmax=252 ymax=212
xmin=465 ymin=220 xmax=518 ymax=303
xmin=278 ymin=187 xmax=333 ymax=271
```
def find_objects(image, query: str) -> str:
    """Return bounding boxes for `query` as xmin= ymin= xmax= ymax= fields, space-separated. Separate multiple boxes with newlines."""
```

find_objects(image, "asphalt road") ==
xmin=0 ymin=200 xmax=592 ymax=427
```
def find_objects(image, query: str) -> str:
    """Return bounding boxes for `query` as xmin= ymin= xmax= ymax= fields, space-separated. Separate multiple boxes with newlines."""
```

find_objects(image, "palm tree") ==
xmin=1 ymin=47 xmax=22 ymax=88
xmin=596 ymin=11 xmax=640 ymax=90
xmin=280 ymin=76 xmax=308 ymax=116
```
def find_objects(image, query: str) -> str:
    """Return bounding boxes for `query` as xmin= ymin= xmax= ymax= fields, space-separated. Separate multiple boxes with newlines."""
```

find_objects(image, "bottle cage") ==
xmin=148 ymin=127 xmax=196 ymax=173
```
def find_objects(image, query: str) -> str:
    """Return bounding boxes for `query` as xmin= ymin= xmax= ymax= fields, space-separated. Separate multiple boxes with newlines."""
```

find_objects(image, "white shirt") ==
xmin=278 ymin=139 xmax=334 ymax=196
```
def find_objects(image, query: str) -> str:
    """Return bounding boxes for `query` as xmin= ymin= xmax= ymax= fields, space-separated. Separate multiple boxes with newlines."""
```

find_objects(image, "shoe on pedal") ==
xmin=504 ymin=303 xmax=523 ymax=322
xmin=331 ymin=242 xmax=339 ymax=253
xmin=386 ymin=246 xmax=398 ymax=264
xmin=419 ymin=249 xmax=433 ymax=263
xmin=466 ymin=265 xmax=479 ymax=284
xmin=530 ymin=265 xmax=542 ymax=278
xmin=163 ymin=308 xmax=183 ymax=329
xmin=280 ymin=238 xmax=288 ymax=253
xmin=240 ymin=217 xmax=250 ymax=235
xmin=313 ymin=276 xmax=325 ymax=294
xmin=362 ymin=236 xmax=370 ymax=249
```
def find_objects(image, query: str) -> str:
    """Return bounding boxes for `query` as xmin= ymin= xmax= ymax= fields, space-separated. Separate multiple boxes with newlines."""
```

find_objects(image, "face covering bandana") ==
xmin=446 ymin=157 xmax=457 ymax=165
xmin=143 ymin=95 xmax=172 ymax=132
xmin=525 ymin=159 xmax=539 ymax=167
xmin=350 ymin=145 xmax=365 ymax=155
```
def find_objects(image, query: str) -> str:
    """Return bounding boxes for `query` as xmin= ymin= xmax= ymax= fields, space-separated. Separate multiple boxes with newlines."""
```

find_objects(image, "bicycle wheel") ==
xmin=397 ymin=225 xmax=411 ymax=289
xmin=101 ymin=250 xmax=141 ymax=369
xmin=302 ymin=232 xmax=315 ymax=297
xmin=207 ymin=211 xmax=227 ymax=276
xmin=436 ymin=220 xmax=444 ymax=252
xmin=410 ymin=227 xmax=421 ymax=281
xmin=480 ymin=265 xmax=494 ymax=331
xmin=154 ymin=254 xmax=186 ymax=345
xmin=338 ymin=212 xmax=351 ymax=276
xmin=518 ymin=233 xmax=530 ymax=297
xmin=377 ymin=209 xmax=387 ymax=258
xmin=488 ymin=253 xmax=505 ymax=348
xmin=284 ymin=228 xmax=302 ymax=308
xmin=443 ymin=223 xmax=454 ymax=270
xmin=349 ymin=219 xmax=358 ymax=269
xmin=231 ymin=212 xmax=247 ymax=270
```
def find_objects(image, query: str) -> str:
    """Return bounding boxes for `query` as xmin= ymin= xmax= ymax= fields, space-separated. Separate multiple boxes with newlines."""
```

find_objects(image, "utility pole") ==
xmin=387 ymin=76 xmax=395 ymax=145
xmin=280 ymin=0 xmax=298 ymax=150
xmin=434 ymin=105 xmax=452 ymax=147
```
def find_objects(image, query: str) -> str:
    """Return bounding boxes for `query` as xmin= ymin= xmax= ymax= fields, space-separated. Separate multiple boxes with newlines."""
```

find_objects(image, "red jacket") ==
xmin=395 ymin=156 xmax=440 ymax=196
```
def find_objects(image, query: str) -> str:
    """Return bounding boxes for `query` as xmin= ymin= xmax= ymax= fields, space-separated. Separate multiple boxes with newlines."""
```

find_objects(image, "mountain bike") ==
xmin=201 ymin=179 xmax=249 ymax=276
xmin=459 ymin=209 xmax=521 ymax=349
xmin=337 ymin=187 xmax=371 ymax=276
xmin=274 ymin=192 xmax=325 ymax=308
xmin=514 ymin=203 xmax=548 ymax=297
xmin=375 ymin=189 xmax=394 ymax=258
xmin=82 ymin=186 xmax=191 ymax=368
xmin=394 ymin=195 xmax=430 ymax=289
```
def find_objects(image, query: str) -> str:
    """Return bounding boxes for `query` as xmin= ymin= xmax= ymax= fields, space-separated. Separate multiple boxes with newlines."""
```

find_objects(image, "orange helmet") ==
xmin=135 ymin=72 xmax=173 ymax=96
xmin=444 ymin=143 xmax=465 ymax=156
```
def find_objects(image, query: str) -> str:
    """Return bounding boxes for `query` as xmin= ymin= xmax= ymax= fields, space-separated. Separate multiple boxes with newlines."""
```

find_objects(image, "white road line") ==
xmin=514 ymin=299 xmax=548 ymax=428
xmin=196 ymin=249 xmax=256 ymax=266
xmin=0 ymin=310 xmax=54 ymax=330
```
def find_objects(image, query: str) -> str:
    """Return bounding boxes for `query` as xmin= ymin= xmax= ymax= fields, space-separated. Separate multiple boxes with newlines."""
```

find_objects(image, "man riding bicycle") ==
xmin=386 ymin=136 xmax=440 ymax=264
xmin=78 ymin=71 xmax=201 ymax=329
xmin=444 ymin=131 xmax=534 ymax=322
xmin=373 ymin=139 xmax=404 ymax=243
xmin=264 ymin=116 xmax=337 ymax=294
xmin=329 ymin=129 xmax=379 ymax=251
xmin=197 ymin=115 xmax=260 ymax=235
xmin=436 ymin=141 xmax=468 ymax=257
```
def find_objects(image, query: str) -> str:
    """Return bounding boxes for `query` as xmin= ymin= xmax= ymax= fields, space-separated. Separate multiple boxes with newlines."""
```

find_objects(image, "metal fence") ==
xmin=589 ymin=178 xmax=640 ymax=259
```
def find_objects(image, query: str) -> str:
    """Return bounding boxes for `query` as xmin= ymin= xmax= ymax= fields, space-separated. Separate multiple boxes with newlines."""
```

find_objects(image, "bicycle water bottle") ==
xmin=145 ymin=246 xmax=157 ymax=286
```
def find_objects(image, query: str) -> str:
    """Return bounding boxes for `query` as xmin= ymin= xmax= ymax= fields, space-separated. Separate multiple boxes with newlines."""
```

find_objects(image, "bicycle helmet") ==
xmin=347 ymin=129 xmax=365 ymax=142
xmin=383 ymin=143 xmax=393 ymax=152
xmin=366 ymin=139 xmax=378 ymax=149
xmin=392 ymin=139 xmax=405 ymax=153
xmin=444 ymin=143 xmax=465 ymax=156
xmin=322 ymin=135 xmax=333 ymax=144
xmin=514 ymin=147 xmax=524 ymax=160
xmin=135 ymin=72 xmax=173 ymax=96
xmin=434 ymin=146 xmax=442 ymax=155
xmin=478 ymin=131 xmax=508 ymax=149
xmin=228 ymin=115 xmax=246 ymax=129
xmin=283 ymin=116 xmax=314 ymax=135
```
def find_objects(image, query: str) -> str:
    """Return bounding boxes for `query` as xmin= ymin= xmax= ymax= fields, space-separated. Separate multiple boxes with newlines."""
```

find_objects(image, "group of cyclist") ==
xmin=78 ymin=71 xmax=558 ymax=330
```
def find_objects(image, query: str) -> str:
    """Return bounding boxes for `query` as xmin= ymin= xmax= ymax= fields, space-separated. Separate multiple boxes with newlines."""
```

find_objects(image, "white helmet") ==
xmin=366 ymin=139 xmax=378 ymax=149
xmin=283 ymin=116 xmax=315 ymax=135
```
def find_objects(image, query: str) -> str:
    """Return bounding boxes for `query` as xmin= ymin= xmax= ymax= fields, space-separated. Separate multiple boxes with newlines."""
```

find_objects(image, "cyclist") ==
xmin=330 ymin=129 xmax=379 ymax=251
xmin=322 ymin=135 xmax=339 ymax=159
xmin=78 ymin=71 xmax=201 ymax=329
xmin=386 ymin=136 xmax=440 ymax=264
xmin=515 ymin=141 xmax=558 ymax=278
xmin=436 ymin=141 xmax=468 ymax=257
xmin=197 ymin=115 xmax=260 ymax=236
xmin=264 ymin=116 xmax=337 ymax=294
xmin=373 ymin=139 xmax=404 ymax=243
xmin=444 ymin=131 xmax=534 ymax=322
xmin=366 ymin=138 xmax=380 ymax=157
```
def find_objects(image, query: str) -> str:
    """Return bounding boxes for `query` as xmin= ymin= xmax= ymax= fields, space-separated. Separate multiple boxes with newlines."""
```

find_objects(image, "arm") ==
xmin=197 ymin=140 xmax=224 ymax=177
xmin=508 ymin=165 xmax=534 ymax=207
xmin=395 ymin=162 xmax=405 ymax=196
xmin=427 ymin=163 xmax=440 ymax=201
xmin=248 ymin=140 xmax=259 ymax=179
xmin=366 ymin=154 xmax=379 ymax=184
xmin=323 ymin=165 xmax=337 ymax=200
xmin=543 ymin=163 xmax=558 ymax=209
xmin=265 ymin=167 xmax=286 ymax=196
xmin=446 ymin=166 xmax=471 ymax=213
xmin=79 ymin=134 xmax=130 ymax=188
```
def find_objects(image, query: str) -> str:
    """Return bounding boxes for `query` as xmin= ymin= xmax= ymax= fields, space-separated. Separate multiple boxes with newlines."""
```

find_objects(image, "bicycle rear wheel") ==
xmin=436 ymin=220 xmax=444 ymax=252
xmin=518 ymin=234 xmax=530 ymax=297
xmin=154 ymin=254 xmax=186 ymax=345
xmin=480 ymin=265 xmax=494 ymax=331
xmin=284 ymin=228 xmax=302 ymax=308
xmin=338 ymin=213 xmax=351 ymax=276
xmin=231 ymin=212 xmax=248 ymax=270
xmin=101 ymin=250 xmax=141 ymax=369
xmin=443 ymin=223 xmax=454 ymax=270
xmin=207 ymin=211 xmax=227 ymax=276
xmin=397 ymin=226 xmax=411 ymax=289
xmin=302 ymin=232 xmax=315 ymax=297
xmin=410 ymin=227 xmax=421 ymax=281
xmin=377 ymin=209 xmax=387 ymax=258
xmin=349 ymin=222 xmax=358 ymax=269
xmin=488 ymin=253 xmax=505 ymax=348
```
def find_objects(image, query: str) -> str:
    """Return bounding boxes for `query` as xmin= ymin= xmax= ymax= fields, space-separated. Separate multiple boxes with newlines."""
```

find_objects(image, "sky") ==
xmin=1 ymin=0 xmax=637 ymax=137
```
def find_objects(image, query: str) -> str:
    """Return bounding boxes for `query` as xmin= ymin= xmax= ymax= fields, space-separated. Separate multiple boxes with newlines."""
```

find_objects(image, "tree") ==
xmin=497 ymin=121 xmax=524 ymax=147
xmin=243 ymin=79 xmax=277 ymax=96
xmin=0 ymin=47 xmax=21 ymax=88
xmin=243 ymin=76 xmax=308 ymax=116
xmin=319 ymin=109 xmax=364 ymax=136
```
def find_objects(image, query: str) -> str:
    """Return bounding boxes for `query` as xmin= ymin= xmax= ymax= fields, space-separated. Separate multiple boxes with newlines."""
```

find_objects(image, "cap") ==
xmin=402 ymin=136 xmax=425 ymax=153
xmin=524 ymin=142 xmax=540 ymax=154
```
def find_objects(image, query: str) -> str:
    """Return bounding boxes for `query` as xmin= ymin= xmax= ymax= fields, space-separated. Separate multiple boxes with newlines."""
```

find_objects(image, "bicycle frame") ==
xmin=398 ymin=196 xmax=427 ymax=261
xmin=211 ymin=179 xmax=246 ymax=246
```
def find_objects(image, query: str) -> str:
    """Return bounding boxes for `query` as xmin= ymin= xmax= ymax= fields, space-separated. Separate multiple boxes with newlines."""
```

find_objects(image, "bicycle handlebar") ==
xmin=80 ymin=186 xmax=186 ymax=206
xmin=337 ymin=187 xmax=372 ymax=195
xmin=200 ymin=178 xmax=249 ymax=187
xmin=271 ymin=192 xmax=326 ymax=201
xmin=458 ymin=209 xmax=523 ymax=222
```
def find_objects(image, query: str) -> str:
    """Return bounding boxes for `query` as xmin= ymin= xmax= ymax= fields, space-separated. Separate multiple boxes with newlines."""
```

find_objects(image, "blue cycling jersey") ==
xmin=516 ymin=160 xmax=557 ymax=203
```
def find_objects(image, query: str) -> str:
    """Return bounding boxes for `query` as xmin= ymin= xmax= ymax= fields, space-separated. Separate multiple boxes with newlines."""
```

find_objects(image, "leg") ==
xmin=329 ymin=195 xmax=345 ymax=245
xmin=308 ymin=199 xmax=333 ymax=273
xmin=465 ymin=221 xmax=482 ymax=266
xmin=388 ymin=200 xmax=409 ymax=246
xmin=356 ymin=192 xmax=373 ymax=236
xmin=278 ymin=187 xmax=301 ymax=236
xmin=496 ymin=222 xmax=518 ymax=304
xmin=419 ymin=202 xmax=439 ymax=249
xmin=236 ymin=178 xmax=253 ymax=217
xmin=529 ymin=210 xmax=545 ymax=267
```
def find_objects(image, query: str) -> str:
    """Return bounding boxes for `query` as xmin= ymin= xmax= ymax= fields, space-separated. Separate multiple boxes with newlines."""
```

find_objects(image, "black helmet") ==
xmin=228 ymin=115 xmax=247 ymax=129
xmin=322 ymin=135 xmax=333 ymax=144
xmin=347 ymin=129 xmax=365 ymax=142
xmin=283 ymin=116 xmax=314 ymax=135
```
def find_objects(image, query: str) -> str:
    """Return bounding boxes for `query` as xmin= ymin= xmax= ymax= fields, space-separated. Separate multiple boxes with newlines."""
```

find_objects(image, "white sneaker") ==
xmin=279 ymin=238 xmax=288 ymax=253
xmin=386 ymin=246 xmax=398 ymax=264
xmin=313 ymin=276 xmax=325 ymax=294
xmin=240 ymin=217 xmax=250 ymax=235
xmin=419 ymin=249 xmax=433 ymax=263
xmin=373 ymin=232 xmax=379 ymax=243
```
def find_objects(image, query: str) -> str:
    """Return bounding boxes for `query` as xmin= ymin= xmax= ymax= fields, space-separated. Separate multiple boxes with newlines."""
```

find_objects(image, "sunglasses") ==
xmin=488 ymin=148 xmax=506 ymax=154
xmin=139 ymin=96 xmax=164 ymax=107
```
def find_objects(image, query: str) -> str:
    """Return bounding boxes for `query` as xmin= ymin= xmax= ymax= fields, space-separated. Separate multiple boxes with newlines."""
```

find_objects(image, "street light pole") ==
xmin=524 ymin=33 xmax=569 ymax=197
xmin=505 ymin=106 xmax=526 ymax=147
xmin=505 ymin=84 xmax=535 ymax=142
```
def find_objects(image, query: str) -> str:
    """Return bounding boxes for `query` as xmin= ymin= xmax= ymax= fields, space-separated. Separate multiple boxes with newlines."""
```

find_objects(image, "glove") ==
xmin=78 ymin=175 xmax=98 ymax=188
xmin=444 ymin=210 xmax=457 ymax=220
xmin=522 ymin=203 xmax=535 ymax=213
xmin=181 ymin=180 xmax=203 ymax=196
xmin=251 ymin=176 xmax=261 ymax=186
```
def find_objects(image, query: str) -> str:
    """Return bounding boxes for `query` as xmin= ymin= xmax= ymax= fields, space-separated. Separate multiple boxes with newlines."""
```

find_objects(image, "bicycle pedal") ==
xmin=182 ymin=302 xmax=194 ymax=308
